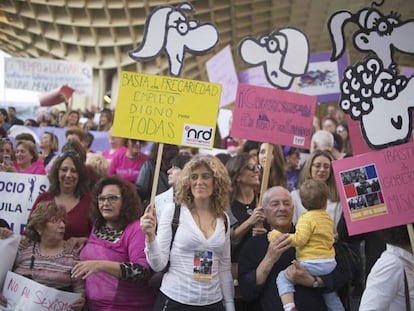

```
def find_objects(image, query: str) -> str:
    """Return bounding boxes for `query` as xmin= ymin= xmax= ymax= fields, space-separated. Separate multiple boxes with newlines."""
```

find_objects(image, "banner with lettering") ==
xmin=112 ymin=72 xmax=222 ymax=149
xmin=0 ymin=173 xmax=49 ymax=234
xmin=231 ymin=83 xmax=317 ymax=148
xmin=206 ymin=45 xmax=238 ymax=107
xmin=4 ymin=58 xmax=93 ymax=95
xmin=332 ymin=141 xmax=414 ymax=235
xmin=1 ymin=271 xmax=81 ymax=311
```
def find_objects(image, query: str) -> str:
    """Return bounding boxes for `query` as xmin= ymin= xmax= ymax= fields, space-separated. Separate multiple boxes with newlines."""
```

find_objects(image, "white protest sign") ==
xmin=1 ymin=271 xmax=81 ymax=311
xmin=4 ymin=58 xmax=93 ymax=96
xmin=0 ymin=173 xmax=49 ymax=234
xmin=0 ymin=234 xmax=21 ymax=286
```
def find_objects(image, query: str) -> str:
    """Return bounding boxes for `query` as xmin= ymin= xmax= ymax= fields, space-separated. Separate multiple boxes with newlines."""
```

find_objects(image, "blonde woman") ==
xmin=141 ymin=155 xmax=235 ymax=311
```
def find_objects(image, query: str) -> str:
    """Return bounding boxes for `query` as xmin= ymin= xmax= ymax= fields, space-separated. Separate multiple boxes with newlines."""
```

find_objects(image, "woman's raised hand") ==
xmin=140 ymin=204 xmax=157 ymax=242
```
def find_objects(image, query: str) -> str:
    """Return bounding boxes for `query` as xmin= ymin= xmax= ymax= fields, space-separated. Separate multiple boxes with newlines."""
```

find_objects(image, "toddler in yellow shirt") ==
xmin=268 ymin=179 xmax=344 ymax=311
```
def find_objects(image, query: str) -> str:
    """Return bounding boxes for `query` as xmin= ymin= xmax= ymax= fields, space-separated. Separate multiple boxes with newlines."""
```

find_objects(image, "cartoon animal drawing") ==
xmin=129 ymin=2 xmax=219 ymax=77
xmin=238 ymin=27 xmax=310 ymax=89
xmin=328 ymin=4 xmax=414 ymax=149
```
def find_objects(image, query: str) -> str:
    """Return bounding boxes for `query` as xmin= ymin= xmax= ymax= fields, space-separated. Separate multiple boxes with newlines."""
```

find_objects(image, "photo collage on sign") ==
xmin=340 ymin=164 xmax=387 ymax=221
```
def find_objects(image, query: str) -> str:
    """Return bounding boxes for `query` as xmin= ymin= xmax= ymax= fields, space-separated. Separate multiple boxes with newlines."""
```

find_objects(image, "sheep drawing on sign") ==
xmin=328 ymin=3 xmax=414 ymax=149
xmin=129 ymin=2 xmax=219 ymax=77
xmin=238 ymin=27 xmax=310 ymax=89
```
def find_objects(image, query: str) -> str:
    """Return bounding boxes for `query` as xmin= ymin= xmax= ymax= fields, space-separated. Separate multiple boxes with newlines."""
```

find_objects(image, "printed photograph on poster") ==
xmin=332 ymin=141 xmax=414 ymax=235
xmin=339 ymin=164 xmax=387 ymax=221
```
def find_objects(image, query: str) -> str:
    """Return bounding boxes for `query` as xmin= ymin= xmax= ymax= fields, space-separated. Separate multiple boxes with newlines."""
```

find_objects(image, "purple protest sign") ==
xmin=206 ymin=45 xmax=238 ymax=107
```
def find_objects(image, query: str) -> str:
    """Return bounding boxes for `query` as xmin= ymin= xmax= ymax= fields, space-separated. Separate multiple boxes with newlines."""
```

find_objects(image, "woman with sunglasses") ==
xmin=225 ymin=154 xmax=266 ymax=260
xmin=72 ymin=176 xmax=155 ymax=311
xmin=31 ymin=149 xmax=92 ymax=240
xmin=39 ymin=131 xmax=59 ymax=167
xmin=0 ymin=201 xmax=85 ymax=310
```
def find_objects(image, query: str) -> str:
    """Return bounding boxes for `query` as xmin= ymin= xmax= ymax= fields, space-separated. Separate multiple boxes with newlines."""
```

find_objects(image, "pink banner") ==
xmin=231 ymin=84 xmax=317 ymax=148
xmin=332 ymin=141 xmax=414 ymax=235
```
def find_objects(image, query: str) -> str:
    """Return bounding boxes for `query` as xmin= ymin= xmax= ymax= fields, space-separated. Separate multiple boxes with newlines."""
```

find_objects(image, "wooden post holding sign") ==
xmin=149 ymin=143 xmax=164 ymax=207
xmin=256 ymin=144 xmax=273 ymax=229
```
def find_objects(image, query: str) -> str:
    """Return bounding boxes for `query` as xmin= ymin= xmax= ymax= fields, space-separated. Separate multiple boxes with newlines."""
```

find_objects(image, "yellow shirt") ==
xmin=268 ymin=209 xmax=335 ymax=261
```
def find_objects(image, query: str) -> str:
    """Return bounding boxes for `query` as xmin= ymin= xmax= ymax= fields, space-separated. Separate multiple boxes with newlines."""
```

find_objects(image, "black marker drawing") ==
xmin=328 ymin=2 xmax=414 ymax=149
xmin=238 ymin=27 xmax=310 ymax=89
xmin=129 ymin=2 xmax=219 ymax=77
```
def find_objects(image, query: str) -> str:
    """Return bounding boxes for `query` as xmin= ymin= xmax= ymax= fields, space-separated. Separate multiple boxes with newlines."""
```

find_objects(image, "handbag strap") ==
xmin=164 ymin=203 xmax=180 ymax=271
xmin=169 ymin=203 xmax=181 ymax=249
xmin=404 ymin=269 xmax=411 ymax=311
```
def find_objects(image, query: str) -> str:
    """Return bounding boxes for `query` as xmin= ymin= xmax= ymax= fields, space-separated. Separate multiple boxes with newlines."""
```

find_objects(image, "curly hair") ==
xmin=26 ymin=201 xmax=66 ymax=242
xmin=48 ymin=151 xmax=90 ymax=197
xmin=299 ymin=149 xmax=340 ymax=202
xmin=91 ymin=176 xmax=142 ymax=231
xmin=175 ymin=155 xmax=231 ymax=218
xmin=225 ymin=153 xmax=258 ymax=202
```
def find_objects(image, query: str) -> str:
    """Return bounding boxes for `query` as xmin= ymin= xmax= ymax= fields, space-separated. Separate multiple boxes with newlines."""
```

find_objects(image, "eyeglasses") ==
xmin=97 ymin=194 xmax=121 ymax=205
xmin=0 ymin=137 xmax=11 ymax=142
xmin=312 ymin=163 xmax=331 ymax=170
xmin=48 ymin=216 xmax=66 ymax=224
xmin=244 ymin=163 xmax=261 ymax=171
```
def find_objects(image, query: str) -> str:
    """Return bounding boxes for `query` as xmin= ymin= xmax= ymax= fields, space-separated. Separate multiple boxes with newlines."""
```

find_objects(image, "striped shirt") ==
xmin=13 ymin=240 xmax=84 ymax=293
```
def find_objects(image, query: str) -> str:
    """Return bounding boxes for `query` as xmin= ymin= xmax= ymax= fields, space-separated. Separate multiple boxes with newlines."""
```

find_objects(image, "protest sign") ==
xmin=0 ymin=173 xmax=49 ymax=234
xmin=4 ymin=58 xmax=92 ymax=95
xmin=112 ymin=72 xmax=222 ymax=149
xmin=296 ymin=51 xmax=348 ymax=104
xmin=231 ymin=83 xmax=317 ymax=148
xmin=1 ymin=271 xmax=81 ymax=311
xmin=0 ymin=235 xmax=21 ymax=286
xmin=206 ymin=45 xmax=238 ymax=107
xmin=332 ymin=141 xmax=414 ymax=235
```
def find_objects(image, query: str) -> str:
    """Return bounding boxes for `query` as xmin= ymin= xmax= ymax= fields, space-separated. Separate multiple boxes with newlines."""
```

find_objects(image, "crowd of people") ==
xmin=0 ymin=103 xmax=413 ymax=311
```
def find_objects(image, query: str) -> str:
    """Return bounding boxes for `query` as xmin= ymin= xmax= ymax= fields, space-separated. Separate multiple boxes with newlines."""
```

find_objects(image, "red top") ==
xmin=31 ymin=191 xmax=93 ymax=240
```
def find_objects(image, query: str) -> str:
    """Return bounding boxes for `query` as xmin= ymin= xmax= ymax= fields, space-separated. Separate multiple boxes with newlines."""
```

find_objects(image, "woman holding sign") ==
xmin=141 ymin=155 xmax=235 ymax=311
xmin=72 ymin=176 xmax=155 ymax=311
xmin=0 ymin=201 xmax=85 ymax=310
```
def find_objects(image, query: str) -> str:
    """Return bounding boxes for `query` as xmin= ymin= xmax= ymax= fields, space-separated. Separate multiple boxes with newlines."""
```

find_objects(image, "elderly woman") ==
xmin=71 ymin=176 xmax=155 ymax=311
xmin=0 ymin=201 xmax=85 ymax=309
xmin=2 ymin=140 xmax=46 ymax=175
xmin=141 ymin=155 xmax=235 ymax=311
xmin=31 ymin=150 xmax=92 ymax=239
